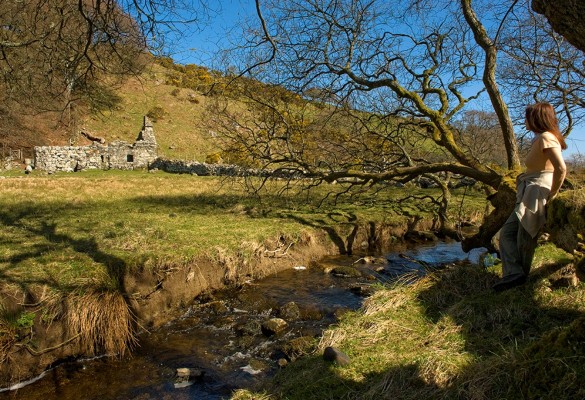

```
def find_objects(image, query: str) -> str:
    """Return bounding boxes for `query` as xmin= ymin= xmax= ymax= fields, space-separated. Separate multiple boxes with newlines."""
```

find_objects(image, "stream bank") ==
xmin=0 ymin=219 xmax=432 ymax=386
xmin=1 ymin=239 xmax=484 ymax=399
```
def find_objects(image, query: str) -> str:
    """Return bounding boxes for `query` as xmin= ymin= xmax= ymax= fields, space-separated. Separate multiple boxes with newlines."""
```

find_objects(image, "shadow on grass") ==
xmin=281 ymin=212 xmax=358 ymax=255
xmin=263 ymin=357 xmax=440 ymax=400
xmin=131 ymin=193 xmax=293 ymax=215
xmin=0 ymin=205 xmax=127 ymax=294
xmin=0 ymin=191 xmax=347 ymax=294
xmin=131 ymin=194 xmax=362 ymax=254
xmin=0 ymin=202 xmax=139 ymax=358
xmin=255 ymin=259 xmax=585 ymax=399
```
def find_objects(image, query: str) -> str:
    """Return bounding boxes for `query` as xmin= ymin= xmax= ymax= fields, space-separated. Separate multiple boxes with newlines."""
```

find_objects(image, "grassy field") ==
xmin=0 ymin=169 xmax=486 ymax=373
xmin=1 ymin=170 xmax=583 ymax=397
xmin=0 ymin=169 xmax=484 ymax=295
xmin=0 ymin=171 xmax=302 ymax=295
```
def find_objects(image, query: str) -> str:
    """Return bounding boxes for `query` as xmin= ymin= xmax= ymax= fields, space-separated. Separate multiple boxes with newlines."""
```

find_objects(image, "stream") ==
xmin=1 ymin=240 xmax=485 ymax=400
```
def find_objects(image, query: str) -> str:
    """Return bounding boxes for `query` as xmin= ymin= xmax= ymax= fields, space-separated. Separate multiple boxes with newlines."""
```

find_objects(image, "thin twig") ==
xmin=17 ymin=333 xmax=81 ymax=356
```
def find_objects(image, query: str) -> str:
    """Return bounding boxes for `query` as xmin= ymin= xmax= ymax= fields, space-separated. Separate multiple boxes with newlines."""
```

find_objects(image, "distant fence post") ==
xmin=10 ymin=149 xmax=22 ymax=160
xmin=1 ymin=147 xmax=25 ymax=163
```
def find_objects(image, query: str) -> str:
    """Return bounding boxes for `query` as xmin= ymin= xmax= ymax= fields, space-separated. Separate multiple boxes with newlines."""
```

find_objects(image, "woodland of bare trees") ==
xmin=209 ymin=0 xmax=585 ymax=251
xmin=0 ymin=0 xmax=205 ymax=148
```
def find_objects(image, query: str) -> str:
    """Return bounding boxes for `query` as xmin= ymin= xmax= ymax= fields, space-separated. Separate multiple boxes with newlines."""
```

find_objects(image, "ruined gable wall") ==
xmin=33 ymin=117 xmax=158 ymax=172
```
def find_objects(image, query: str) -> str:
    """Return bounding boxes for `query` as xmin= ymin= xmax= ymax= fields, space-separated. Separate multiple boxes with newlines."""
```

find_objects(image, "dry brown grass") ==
xmin=0 ymin=321 xmax=16 ymax=365
xmin=66 ymin=290 xmax=137 ymax=356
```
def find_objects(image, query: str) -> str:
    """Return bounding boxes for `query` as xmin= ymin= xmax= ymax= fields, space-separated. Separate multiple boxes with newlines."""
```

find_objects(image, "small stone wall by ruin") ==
xmin=149 ymin=159 xmax=312 ymax=180
xmin=34 ymin=117 xmax=157 ymax=173
xmin=149 ymin=158 xmax=269 ymax=177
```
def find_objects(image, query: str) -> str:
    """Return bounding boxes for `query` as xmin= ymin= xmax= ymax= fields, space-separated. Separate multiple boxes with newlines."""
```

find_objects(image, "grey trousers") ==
xmin=499 ymin=212 xmax=539 ymax=278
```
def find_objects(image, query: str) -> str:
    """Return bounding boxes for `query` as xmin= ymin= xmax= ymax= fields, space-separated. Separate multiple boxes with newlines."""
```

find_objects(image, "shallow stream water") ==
xmin=1 ymin=240 xmax=484 ymax=400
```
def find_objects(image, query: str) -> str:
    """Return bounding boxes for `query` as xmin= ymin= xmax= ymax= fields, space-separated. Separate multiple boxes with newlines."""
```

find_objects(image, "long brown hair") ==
xmin=525 ymin=102 xmax=567 ymax=150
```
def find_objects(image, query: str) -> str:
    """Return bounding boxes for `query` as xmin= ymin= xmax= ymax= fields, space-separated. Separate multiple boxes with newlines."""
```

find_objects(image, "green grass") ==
xmin=0 ymin=172 xmax=288 ymax=292
xmin=0 ymin=170 xmax=482 ymax=294
xmin=233 ymin=243 xmax=584 ymax=400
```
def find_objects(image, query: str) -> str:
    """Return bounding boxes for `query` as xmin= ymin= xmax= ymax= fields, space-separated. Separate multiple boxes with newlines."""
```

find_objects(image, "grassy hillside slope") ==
xmin=80 ymin=62 xmax=218 ymax=161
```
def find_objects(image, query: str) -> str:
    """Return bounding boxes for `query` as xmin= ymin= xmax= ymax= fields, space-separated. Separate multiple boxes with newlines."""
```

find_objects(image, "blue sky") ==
xmin=165 ymin=1 xmax=585 ymax=158
xmin=164 ymin=0 xmax=256 ymax=67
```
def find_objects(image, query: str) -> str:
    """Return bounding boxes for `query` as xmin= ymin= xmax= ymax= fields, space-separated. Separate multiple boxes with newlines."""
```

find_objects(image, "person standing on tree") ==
xmin=493 ymin=102 xmax=567 ymax=292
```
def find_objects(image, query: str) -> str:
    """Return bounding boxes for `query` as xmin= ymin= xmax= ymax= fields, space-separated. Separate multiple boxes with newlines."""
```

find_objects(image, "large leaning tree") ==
xmin=211 ymin=0 xmax=584 ymax=251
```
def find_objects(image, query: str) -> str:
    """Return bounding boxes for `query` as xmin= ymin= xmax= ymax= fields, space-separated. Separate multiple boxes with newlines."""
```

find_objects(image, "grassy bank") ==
xmin=232 ymin=242 xmax=584 ymax=399
xmin=0 ymin=170 xmax=484 ymax=292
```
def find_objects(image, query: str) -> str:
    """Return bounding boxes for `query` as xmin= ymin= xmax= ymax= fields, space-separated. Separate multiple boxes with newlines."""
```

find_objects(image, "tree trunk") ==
xmin=462 ymin=176 xmax=517 ymax=252
xmin=532 ymin=0 xmax=585 ymax=54
xmin=460 ymin=0 xmax=521 ymax=170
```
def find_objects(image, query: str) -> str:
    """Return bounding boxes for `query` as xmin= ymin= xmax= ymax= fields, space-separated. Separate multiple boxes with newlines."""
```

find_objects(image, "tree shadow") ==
xmin=0 ymin=205 xmax=128 ymax=294
xmin=3 ymin=193 xmax=584 ymax=398
xmin=0 ymin=202 xmax=138 ymax=362
xmin=38 ymin=221 xmax=128 ymax=292
xmin=281 ymin=212 xmax=359 ymax=255
xmin=413 ymin=260 xmax=585 ymax=398
xmin=131 ymin=193 xmax=361 ymax=254
xmin=130 ymin=193 xmax=291 ymax=216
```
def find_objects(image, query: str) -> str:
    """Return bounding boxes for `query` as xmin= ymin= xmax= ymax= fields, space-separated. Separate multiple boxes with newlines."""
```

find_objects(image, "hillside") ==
xmin=80 ymin=61 xmax=219 ymax=162
xmin=2 ymin=57 xmax=443 ymax=170
xmin=0 ymin=59 xmax=226 ymax=163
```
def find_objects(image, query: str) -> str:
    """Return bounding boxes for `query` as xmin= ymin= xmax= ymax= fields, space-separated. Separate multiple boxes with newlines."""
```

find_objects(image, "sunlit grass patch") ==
xmin=1 ymin=171 xmax=477 ymax=294
xmin=264 ymin=277 xmax=475 ymax=399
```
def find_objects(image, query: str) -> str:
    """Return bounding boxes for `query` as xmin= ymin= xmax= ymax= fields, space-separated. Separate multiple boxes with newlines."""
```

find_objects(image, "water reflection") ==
xmin=385 ymin=240 xmax=486 ymax=278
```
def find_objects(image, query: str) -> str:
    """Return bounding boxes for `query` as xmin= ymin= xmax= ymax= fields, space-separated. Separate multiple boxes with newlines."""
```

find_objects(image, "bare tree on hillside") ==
xmin=0 ymin=0 xmax=209 ymax=146
xmin=212 ymin=0 xmax=584 ymax=251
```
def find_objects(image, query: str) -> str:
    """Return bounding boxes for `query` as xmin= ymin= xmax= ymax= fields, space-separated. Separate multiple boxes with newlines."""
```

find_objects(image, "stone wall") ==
xmin=34 ymin=144 xmax=106 ymax=172
xmin=34 ymin=117 xmax=157 ymax=173
xmin=149 ymin=158 xmax=309 ymax=179
xmin=149 ymin=158 xmax=267 ymax=177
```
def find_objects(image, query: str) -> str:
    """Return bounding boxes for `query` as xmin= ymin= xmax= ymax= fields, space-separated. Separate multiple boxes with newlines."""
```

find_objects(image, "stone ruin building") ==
xmin=34 ymin=116 xmax=157 ymax=173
